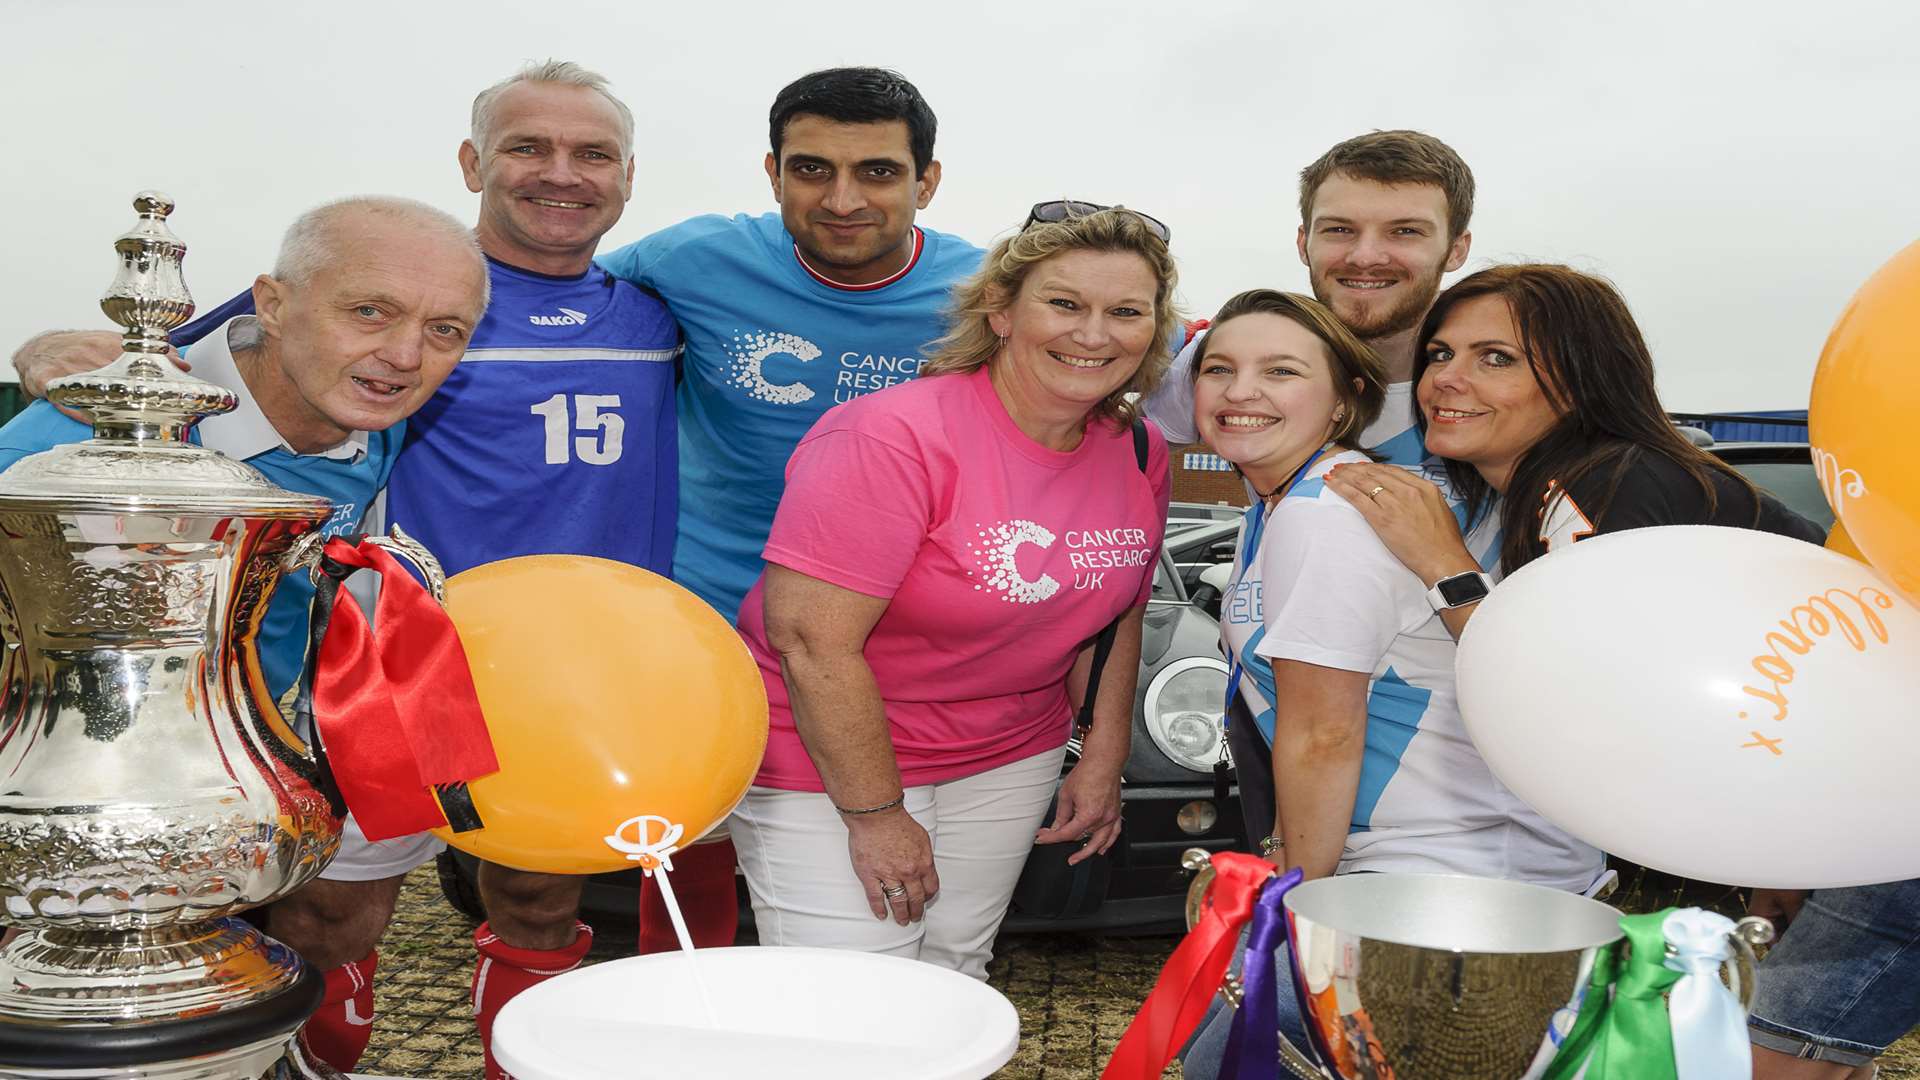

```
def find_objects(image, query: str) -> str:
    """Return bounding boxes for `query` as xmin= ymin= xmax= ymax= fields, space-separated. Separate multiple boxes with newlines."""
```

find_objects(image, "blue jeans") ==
xmin=1748 ymin=878 xmax=1920 ymax=1067
xmin=1178 ymin=923 xmax=1312 ymax=1079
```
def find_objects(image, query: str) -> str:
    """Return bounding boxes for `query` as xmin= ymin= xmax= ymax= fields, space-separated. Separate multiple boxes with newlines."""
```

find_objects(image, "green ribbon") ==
xmin=1543 ymin=909 xmax=1682 ymax=1080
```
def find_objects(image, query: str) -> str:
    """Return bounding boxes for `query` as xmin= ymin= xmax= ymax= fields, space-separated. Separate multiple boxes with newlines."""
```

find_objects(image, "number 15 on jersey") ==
xmin=530 ymin=393 xmax=624 ymax=465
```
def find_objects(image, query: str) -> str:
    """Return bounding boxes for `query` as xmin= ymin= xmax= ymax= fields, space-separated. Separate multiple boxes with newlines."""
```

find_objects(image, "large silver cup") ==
xmin=0 ymin=194 xmax=343 ymax=1079
xmin=1185 ymin=856 xmax=1771 ymax=1079
xmin=1283 ymin=874 xmax=1621 ymax=1079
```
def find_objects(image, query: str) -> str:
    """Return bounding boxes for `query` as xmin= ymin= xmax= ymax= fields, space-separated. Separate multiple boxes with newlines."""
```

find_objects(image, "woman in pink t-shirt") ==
xmin=730 ymin=205 xmax=1177 ymax=976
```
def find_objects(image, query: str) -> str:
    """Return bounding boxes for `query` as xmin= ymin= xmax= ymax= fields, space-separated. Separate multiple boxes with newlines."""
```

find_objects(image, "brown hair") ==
xmin=1190 ymin=289 xmax=1388 ymax=452
xmin=922 ymin=208 xmax=1179 ymax=428
xmin=1298 ymin=130 xmax=1475 ymax=241
xmin=1416 ymin=264 xmax=1760 ymax=574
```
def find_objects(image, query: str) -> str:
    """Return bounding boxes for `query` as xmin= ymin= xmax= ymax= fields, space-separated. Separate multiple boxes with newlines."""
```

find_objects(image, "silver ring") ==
xmin=880 ymin=882 xmax=908 ymax=899
xmin=1367 ymin=485 xmax=1386 ymax=500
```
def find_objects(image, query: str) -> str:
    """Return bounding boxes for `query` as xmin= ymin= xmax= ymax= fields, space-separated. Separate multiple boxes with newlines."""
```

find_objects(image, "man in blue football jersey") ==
xmin=428 ymin=64 xmax=690 ymax=1080
xmin=0 ymin=195 xmax=489 ymax=1078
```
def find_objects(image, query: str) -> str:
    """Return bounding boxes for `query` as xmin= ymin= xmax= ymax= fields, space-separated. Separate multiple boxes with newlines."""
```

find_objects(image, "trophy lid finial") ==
xmin=46 ymin=191 xmax=238 ymax=442
xmin=132 ymin=191 xmax=174 ymax=217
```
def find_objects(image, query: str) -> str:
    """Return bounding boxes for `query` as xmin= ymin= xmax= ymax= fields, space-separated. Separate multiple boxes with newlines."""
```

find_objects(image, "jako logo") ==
xmin=529 ymin=307 xmax=589 ymax=327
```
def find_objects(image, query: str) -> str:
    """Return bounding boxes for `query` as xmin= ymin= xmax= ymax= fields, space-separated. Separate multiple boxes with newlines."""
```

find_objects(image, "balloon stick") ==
xmin=643 ymin=861 xmax=721 ymax=1028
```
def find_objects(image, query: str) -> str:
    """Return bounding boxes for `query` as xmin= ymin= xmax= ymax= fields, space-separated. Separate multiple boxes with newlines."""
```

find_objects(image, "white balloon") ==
xmin=1457 ymin=525 xmax=1920 ymax=889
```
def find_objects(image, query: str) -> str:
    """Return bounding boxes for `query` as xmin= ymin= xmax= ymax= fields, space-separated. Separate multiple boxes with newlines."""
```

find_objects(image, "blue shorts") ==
xmin=1748 ymin=878 xmax=1920 ymax=1067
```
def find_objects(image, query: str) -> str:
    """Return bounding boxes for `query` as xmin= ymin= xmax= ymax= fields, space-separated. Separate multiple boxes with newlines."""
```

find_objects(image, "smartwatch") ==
xmin=1426 ymin=570 xmax=1493 ymax=612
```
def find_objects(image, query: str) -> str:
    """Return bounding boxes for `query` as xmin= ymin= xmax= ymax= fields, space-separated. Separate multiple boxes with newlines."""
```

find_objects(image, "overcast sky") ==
xmin=5 ymin=0 xmax=1916 ymax=410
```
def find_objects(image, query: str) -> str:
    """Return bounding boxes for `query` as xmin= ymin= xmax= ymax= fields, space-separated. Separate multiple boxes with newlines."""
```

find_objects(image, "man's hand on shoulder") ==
xmin=12 ymin=330 xmax=188 ymax=421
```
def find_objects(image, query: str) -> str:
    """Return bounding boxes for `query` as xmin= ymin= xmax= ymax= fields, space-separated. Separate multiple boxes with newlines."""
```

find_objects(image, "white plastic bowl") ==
xmin=492 ymin=946 xmax=1020 ymax=1080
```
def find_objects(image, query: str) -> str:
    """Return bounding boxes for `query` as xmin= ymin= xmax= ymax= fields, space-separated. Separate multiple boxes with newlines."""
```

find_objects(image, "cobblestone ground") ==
xmin=361 ymin=866 xmax=1916 ymax=1079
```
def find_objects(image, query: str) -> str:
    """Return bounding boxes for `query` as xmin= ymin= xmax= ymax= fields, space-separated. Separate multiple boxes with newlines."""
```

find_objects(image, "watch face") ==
xmin=1437 ymin=573 xmax=1490 ymax=606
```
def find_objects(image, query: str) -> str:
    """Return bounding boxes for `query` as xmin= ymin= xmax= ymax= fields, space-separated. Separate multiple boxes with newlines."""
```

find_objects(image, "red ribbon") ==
xmin=1102 ymin=852 xmax=1277 ymax=1080
xmin=312 ymin=537 xmax=498 ymax=841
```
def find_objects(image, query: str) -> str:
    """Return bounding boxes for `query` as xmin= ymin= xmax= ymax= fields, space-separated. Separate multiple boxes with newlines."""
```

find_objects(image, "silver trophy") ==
xmin=0 ymin=194 xmax=411 ymax=1079
xmin=1184 ymin=853 xmax=1774 ymax=1079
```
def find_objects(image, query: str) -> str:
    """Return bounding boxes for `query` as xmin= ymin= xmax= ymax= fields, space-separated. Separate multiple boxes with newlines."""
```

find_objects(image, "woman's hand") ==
xmin=845 ymin=808 xmax=940 ymax=926
xmin=1325 ymin=462 xmax=1478 ymax=586
xmin=1035 ymin=755 xmax=1123 ymax=866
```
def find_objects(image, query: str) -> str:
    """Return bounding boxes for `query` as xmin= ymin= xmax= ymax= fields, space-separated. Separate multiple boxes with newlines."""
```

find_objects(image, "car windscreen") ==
xmin=1151 ymin=555 xmax=1182 ymax=602
xmin=1730 ymin=461 xmax=1835 ymax=532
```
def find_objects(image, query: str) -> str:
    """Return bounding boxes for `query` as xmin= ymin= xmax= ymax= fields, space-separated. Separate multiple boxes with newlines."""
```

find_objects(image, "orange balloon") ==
xmin=432 ymin=555 xmax=768 ymax=874
xmin=1811 ymin=239 xmax=1920 ymax=606
xmin=1826 ymin=519 xmax=1866 ymax=562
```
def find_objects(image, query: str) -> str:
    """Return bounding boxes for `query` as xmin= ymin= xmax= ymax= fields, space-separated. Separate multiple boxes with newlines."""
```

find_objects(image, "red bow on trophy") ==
xmin=309 ymin=535 xmax=498 ymax=841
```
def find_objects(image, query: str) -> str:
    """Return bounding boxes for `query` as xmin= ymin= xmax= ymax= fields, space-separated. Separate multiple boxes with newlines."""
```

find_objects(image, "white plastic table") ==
xmin=491 ymin=945 xmax=1020 ymax=1080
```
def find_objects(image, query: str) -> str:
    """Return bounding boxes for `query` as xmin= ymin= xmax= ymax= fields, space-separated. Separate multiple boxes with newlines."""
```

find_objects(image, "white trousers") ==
xmin=729 ymin=746 xmax=1066 ymax=980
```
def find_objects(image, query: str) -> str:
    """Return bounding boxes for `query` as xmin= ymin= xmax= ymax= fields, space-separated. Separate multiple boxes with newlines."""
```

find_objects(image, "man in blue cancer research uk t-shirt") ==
xmin=0 ymin=195 xmax=488 ymax=1076
xmin=597 ymin=66 xmax=985 ymax=624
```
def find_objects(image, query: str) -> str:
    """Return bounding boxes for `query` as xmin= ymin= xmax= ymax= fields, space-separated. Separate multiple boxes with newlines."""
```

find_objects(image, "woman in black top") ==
xmin=1325 ymin=263 xmax=1821 ymax=642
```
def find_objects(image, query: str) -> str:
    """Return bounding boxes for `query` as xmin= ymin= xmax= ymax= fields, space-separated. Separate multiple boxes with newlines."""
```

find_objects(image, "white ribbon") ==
xmin=1662 ymin=908 xmax=1751 ymax=1080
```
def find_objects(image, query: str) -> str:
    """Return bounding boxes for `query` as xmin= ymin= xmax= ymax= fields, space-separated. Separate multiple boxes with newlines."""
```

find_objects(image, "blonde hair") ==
xmin=922 ymin=208 xmax=1179 ymax=428
xmin=471 ymin=60 xmax=634 ymax=161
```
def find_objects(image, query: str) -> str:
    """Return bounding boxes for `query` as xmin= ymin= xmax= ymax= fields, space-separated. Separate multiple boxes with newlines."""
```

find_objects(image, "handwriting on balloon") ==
xmin=1740 ymin=585 xmax=1895 ymax=752
xmin=1810 ymin=446 xmax=1867 ymax=516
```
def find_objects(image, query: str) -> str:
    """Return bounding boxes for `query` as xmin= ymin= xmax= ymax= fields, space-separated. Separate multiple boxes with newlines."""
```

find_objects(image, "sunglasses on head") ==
xmin=1022 ymin=200 xmax=1171 ymax=244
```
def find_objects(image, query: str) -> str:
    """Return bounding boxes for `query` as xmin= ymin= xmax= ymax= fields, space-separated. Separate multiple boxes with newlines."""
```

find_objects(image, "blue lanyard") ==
xmin=1222 ymin=446 xmax=1327 ymax=730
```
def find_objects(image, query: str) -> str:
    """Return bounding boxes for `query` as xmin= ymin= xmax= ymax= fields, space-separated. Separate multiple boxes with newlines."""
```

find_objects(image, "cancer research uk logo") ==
xmin=725 ymin=329 xmax=923 ymax=407
xmin=967 ymin=520 xmax=1154 ymax=603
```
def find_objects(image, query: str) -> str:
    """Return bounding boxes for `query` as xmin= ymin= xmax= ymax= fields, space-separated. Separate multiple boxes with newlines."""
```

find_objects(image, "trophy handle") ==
xmin=1180 ymin=849 xmax=1331 ymax=1080
xmin=362 ymin=526 xmax=448 ymax=605
xmin=284 ymin=524 xmax=449 ymax=605
xmin=1725 ymin=915 xmax=1777 ymax=1011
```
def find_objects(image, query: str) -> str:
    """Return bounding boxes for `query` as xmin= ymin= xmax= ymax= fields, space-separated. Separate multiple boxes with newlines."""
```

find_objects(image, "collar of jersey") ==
xmin=192 ymin=316 xmax=367 ymax=462
xmin=792 ymin=227 xmax=924 ymax=292
xmin=485 ymin=254 xmax=595 ymax=284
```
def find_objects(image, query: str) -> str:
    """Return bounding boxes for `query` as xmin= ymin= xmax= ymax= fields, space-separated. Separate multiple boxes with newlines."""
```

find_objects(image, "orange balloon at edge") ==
xmin=431 ymin=555 xmax=769 ymax=875
xmin=1809 ymin=237 xmax=1920 ymax=606
xmin=1827 ymin=520 xmax=1865 ymax=562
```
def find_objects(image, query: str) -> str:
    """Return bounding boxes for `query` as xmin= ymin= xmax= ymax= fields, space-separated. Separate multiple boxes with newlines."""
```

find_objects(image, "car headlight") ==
xmin=1143 ymin=656 xmax=1231 ymax=773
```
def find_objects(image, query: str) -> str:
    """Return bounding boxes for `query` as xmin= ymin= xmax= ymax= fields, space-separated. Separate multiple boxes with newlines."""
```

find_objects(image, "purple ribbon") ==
xmin=1221 ymin=866 xmax=1304 ymax=1080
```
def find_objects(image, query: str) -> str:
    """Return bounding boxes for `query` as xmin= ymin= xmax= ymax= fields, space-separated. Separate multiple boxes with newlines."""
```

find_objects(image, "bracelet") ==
xmin=1258 ymin=834 xmax=1285 ymax=857
xmin=833 ymin=794 xmax=904 ymax=816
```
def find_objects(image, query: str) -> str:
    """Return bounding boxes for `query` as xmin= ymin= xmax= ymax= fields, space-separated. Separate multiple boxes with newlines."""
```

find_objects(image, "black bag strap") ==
xmin=1075 ymin=421 xmax=1152 ymax=737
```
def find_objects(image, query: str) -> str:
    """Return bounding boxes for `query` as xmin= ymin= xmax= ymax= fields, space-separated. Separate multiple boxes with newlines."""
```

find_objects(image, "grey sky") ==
xmin=5 ymin=0 xmax=1916 ymax=409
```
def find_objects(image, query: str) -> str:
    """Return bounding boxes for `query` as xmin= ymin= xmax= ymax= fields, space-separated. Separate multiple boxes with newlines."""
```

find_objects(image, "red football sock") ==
xmin=471 ymin=921 xmax=593 ymax=1080
xmin=298 ymin=949 xmax=378 ymax=1071
xmin=638 ymin=838 xmax=739 ymax=954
